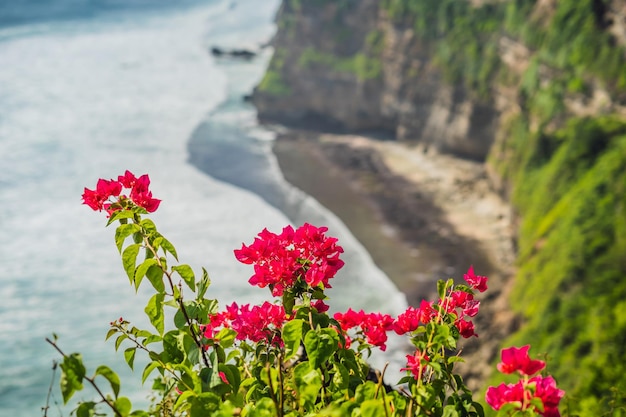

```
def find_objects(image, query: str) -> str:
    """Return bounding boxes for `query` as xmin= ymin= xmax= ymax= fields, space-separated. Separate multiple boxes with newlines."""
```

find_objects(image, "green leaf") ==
xmin=115 ymin=334 xmax=128 ymax=351
xmin=443 ymin=404 xmax=460 ymax=417
xmin=175 ymin=332 xmax=199 ymax=365
xmin=105 ymin=328 xmax=118 ymax=341
xmin=122 ymin=244 xmax=141 ymax=283
xmin=143 ymin=334 xmax=162 ymax=346
xmin=159 ymin=235 xmax=178 ymax=261
xmin=209 ymin=352 xmax=222 ymax=388
xmin=145 ymin=293 xmax=165 ymax=335
xmin=115 ymin=223 xmax=140 ymax=253
xmin=293 ymin=362 xmax=322 ymax=410
xmin=141 ymin=361 xmax=160 ymax=384
xmin=94 ymin=365 xmax=120 ymax=398
xmin=107 ymin=210 xmax=135 ymax=227
xmin=214 ymin=328 xmax=237 ymax=349
xmin=219 ymin=363 xmax=241 ymax=393
xmin=114 ymin=396 xmax=132 ymax=417
xmin=133 ymin=258 xmax=158 ymax=292
xmin=437 ymin=279 xmax=447 ymax=299
xmin=189 ymin=392 xmax=221 ymax=416
xmin=332 ymin=362 xmax=350 ymax=390
xmin=162 ymin=331 xmax=185 ymax=364
xmin=360 ymin=399 xmax=386 ymax=417
xmin=282 ymin=291 xmax=295 ymax=315
xmin=282 ymin=319 xmax=304 ymax=361
xmin=174 ymin=390 xmax=196 ymax=412
xmin=76 ymin=401 xmax=97 ymax=417
xmin=303 ymin=328 xmax=339 ymax=369
xmin=145 ymin=264 xmax=165 ymax=293
xmin=124 ymin=347 xmax=136 ymax=370
xmin=59 ymin=353 xmax=85 ymax=403
xmin=355 ymin=381 xmax=377 ymax=403
xmin=140 ymin=218 xmax=157 ymax=234
xmin=172 ymin=264 xmax=195 ymax=291
xmin=197 ymin=268 xmax=211 ymax=300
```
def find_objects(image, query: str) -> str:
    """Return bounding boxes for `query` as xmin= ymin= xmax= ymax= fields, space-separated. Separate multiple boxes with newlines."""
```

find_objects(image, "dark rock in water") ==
xmin=242 ymin=94 xmax=253 ymax=102
xmin=210 ymin=46 xmax=256 ymax=60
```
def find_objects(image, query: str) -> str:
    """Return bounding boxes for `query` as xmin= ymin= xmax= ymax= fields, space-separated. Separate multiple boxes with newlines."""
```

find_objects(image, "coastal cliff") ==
xmin=252 ymin=1 xmax=626 ymax=415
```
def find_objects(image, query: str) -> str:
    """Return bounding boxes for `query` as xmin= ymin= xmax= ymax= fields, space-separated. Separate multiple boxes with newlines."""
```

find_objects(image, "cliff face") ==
xmin=253 ymin=0 xmax=626 ymax=162
xmin=254 ymin=1 xmax=626 ymax=415
xmin=253 ymin=1 xmax=392 ymax=133
xmin=252 ymin=0 xmax=499 ymax=160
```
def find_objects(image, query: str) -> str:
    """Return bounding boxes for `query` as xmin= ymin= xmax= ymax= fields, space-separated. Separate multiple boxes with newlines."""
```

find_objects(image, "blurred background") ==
xmin=1 ymin=1 xmax=625 ymax=416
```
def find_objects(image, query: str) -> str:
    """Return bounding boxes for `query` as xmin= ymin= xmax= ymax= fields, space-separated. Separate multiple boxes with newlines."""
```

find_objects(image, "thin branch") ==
xmin=42 ymin=360 xmax=58 ymax=417
xmin=45 ymin=338 xmax=123 ymax=417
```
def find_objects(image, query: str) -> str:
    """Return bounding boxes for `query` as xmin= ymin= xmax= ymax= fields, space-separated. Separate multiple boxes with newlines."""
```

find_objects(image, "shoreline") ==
xmin=272 ymin=130 xmax=516 ymax=305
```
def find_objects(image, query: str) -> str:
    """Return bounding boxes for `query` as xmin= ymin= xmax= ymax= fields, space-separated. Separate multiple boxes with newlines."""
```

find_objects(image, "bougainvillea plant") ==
xmin=44 ymin=171 xmax=565 ymax=416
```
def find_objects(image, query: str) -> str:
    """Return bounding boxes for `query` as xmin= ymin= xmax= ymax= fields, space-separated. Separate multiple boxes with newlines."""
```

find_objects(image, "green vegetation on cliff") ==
xmin=383 ymin=0 xmax=626 ymax=414
xmin=297 ymin=47 xmax=382 ymax=81
xmin=257 ymin=48 xmax=291 ymax=96
xmin=491 ymin=116 xmax=626 ymax=415
xmin=383 ymin=0 xmax=504 ymax=98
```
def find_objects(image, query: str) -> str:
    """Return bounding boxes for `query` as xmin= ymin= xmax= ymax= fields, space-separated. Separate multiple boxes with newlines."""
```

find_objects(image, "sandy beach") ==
xmin=273 ymin=131 xmax=515 ymax=302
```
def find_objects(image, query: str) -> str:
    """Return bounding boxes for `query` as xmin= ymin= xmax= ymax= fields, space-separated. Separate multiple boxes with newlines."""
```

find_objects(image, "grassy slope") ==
xmin=382 ymin=0 xmax=626 ymax=414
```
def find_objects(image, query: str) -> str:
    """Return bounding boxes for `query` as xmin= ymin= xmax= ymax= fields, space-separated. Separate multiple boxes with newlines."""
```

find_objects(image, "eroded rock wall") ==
xmin=252 ymin=0 xmax=499 ymax=160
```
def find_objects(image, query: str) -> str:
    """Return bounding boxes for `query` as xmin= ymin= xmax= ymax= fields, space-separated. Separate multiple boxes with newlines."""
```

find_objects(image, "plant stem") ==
xmin=140 ymin=226 xmax=211 ymax=369
xmin=45 ymin=338 xmax=123 ymax=417
xmin=42 ymin=360 xmax=57 ymax=417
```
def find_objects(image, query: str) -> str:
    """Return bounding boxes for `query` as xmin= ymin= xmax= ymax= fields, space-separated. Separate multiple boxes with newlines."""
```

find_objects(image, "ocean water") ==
xmin=0 ymin=1 xmax=408 ymax=415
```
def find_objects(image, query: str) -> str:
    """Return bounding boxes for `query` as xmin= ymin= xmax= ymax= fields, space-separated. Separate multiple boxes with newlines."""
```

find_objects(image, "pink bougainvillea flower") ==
xmin=486 ymin=374 xmax=564 ymax=416
xmin=83 ymin=171 xmax=160 ymax=214
xmin=361 ymin=312 xmax=394 ymax=351
xmin=131 ymin=190 xmax=161 ymax=212
xmin=117 ymin=170 xmax=137 ymax=188
xmin=392 ymin=299 xmax=438 ymax=335
xmin=401 ymin=350 xmax=430 ymax=380
xmin=82 ymin=178 xmax=122 ymax=211
xmin=530 ymin=375 xmax=565 ymax=416
xmin=497 ymin=345 xmax=546 ymax=376
xmin=334 ymin=308 xmax=365 ymax=331
xmin=417 ymin=299 xmax=436 ymax=324
xmin=463 ymin=265 xmax=488 ymax=292
xmin=455 ymin=318 xmax=476 ymax=338
xmin=393 ymin=306 xmax=421 ymax=335
xmin=333 ymin=309 xmax=394 ymax=351
xmin=485 ymin=381 xmax=526 ymax=411
xmin=234 ymin=223 xmax=344 ymax=296
xmin=488 ymin=346 xmax=562 ymax=415
xmin=82 ymin=187 xmax=104 ymax=211
xmin=203 ymin=301 xmax=286 ymax=347
xmin=311 ymin=299 xmax=329 ymax=313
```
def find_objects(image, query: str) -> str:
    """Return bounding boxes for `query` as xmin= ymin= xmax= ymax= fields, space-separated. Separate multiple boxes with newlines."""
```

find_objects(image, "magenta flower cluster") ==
xmin=82 ymin=170 xmax=161 ymax=215
xmin=234 ymin=224 xmax=345 ymax=296
xmin=486 ymin=345 xmax=565 ymax=416
xmin=203 ymin=301 xmax=287 ymax=346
